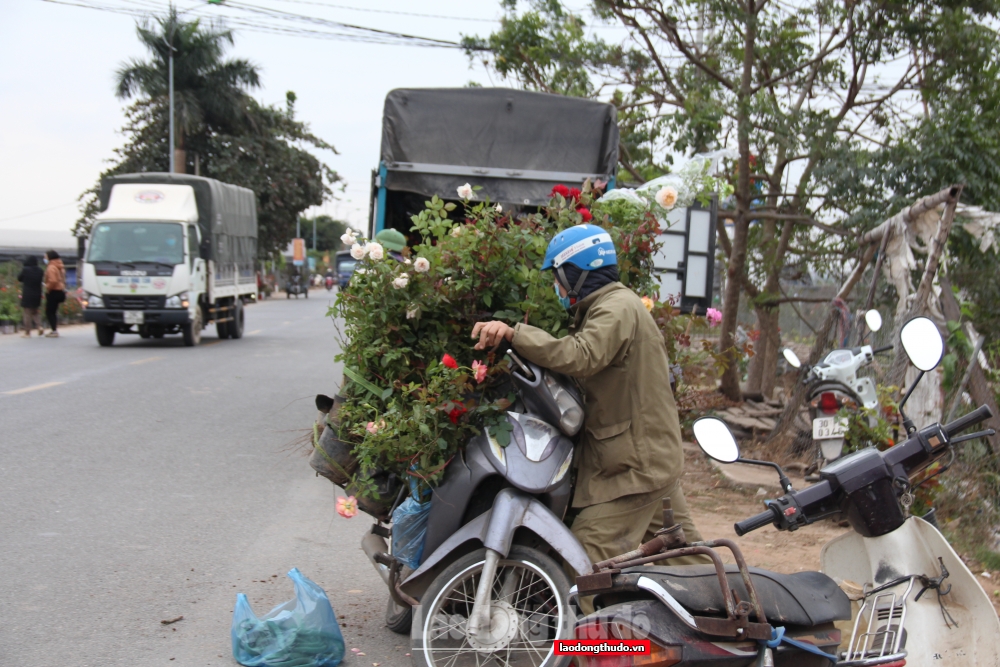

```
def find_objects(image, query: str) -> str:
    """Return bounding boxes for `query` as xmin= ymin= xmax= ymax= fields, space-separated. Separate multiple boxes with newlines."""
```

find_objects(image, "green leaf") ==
xmin=419 ymin=423 xmax=431 ymax=435
xmin=343 ymin=366 xmax=385 ymax=399
xmin=381 ymin=387 xmax=394 ymax=400
xmin=483 ymin=293 xmax=492 ymax=308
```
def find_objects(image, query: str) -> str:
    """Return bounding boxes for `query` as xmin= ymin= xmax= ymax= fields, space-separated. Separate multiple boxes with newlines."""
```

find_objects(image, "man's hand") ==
xmin=471 ymin=321 xmax=515 ymax=351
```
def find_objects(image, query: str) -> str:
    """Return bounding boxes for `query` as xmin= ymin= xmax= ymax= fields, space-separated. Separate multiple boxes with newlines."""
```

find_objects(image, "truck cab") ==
xmin=82 ymin=174 xmax=257 ymax=347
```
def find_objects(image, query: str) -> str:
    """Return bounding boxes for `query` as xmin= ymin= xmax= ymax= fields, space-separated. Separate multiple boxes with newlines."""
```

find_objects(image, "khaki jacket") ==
xmin=44 ymin=259 xmax=66 ymax=292
xmin=512 ymin=282 xmax=684 ymax=508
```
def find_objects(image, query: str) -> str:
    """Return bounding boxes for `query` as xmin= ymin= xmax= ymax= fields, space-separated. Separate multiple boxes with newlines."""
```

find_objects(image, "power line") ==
xmin=0 ymin=202 xmax=78 ymax=223
xmin=258 ymin=0 xmax=498 ymax=23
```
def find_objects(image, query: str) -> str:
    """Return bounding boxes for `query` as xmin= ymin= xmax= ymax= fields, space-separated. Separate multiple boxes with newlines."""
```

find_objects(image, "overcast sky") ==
xmin=0 ymin=0 xmax=525 ymax=234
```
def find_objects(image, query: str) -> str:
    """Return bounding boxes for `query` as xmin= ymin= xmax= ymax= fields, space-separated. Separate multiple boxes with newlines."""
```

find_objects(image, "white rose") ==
xmin=341 ymin=231 xmax=357 ymax=245
xmin=392 ymin=274 xmax=410 ymax=289
xmin=367 ymin=242 xmax=384 ymax=260
xmin=413 ymin=257 xmax=430 ymax=273
xmin=457 ymin=183 xmax=474 ymax=199
xmin=403 ymin=258 xmax=412 ymax=265
xmin=495 ymin=203 xmax=503 ymax=213
xmin=655 ymin=186 xmax=678 ymax=210
xmin=450 ymin=225 xmax=463 ymax=237
xmin=406 ymin=306 xmax=419 ymax=319
xmin=350 ymin=243 xmax=366 ymax=260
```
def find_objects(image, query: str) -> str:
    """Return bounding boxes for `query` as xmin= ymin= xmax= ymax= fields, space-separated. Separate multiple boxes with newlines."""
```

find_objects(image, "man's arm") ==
xmin=512 ymin=302 xmax=633 ymax=378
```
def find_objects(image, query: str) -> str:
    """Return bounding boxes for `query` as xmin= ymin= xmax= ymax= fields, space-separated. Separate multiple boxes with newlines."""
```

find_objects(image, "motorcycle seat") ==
xmin=622 ymin=564 xmax=851 ymax=627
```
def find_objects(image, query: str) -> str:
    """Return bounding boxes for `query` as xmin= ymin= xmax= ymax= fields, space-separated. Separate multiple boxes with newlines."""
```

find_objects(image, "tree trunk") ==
xmin=718 ymin=0 xmax=757 ymax=402
xmin=746 ymin=306 xmax=780 ymax=399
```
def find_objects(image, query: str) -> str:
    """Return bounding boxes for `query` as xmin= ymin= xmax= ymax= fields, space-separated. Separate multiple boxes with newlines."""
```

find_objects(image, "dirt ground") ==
xmin=678 ymin=446 xmax=1000 ymax=616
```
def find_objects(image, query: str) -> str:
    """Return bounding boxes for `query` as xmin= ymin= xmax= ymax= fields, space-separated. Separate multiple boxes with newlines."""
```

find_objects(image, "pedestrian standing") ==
xmin=16 ymin=255 xmax=45 ymax=337
xmin=43 ymin=250 xmax=66 ymax=338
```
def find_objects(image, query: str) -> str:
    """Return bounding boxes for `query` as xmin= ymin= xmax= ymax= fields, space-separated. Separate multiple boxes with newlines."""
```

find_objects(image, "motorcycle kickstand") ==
xmin=467 ymin=548 xmax=502 ymax=640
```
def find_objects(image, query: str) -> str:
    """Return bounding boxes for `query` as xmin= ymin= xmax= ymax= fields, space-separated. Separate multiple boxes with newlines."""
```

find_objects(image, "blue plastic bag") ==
xmin=391 ymin=496 xmax=432 ymax=570
xmin=231 ymin=568 xmax=344 ymax=667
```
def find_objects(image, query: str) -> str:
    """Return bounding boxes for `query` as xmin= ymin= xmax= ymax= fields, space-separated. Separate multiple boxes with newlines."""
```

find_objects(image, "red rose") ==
xmin=441 ymin=353 xmax=458 ymax=369
xmin=576 ymin=207 xmax=593 ymax=222
xmin=448 ymin=404 xmax=467 ymax=424
xmin=568 ymin=187 xmax=582 ymax=201
xmin=550 ymin=184 xmax=570 ymax=198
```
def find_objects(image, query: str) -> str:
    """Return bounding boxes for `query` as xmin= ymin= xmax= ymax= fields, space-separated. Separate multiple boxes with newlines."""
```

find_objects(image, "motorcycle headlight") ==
xmin=85 ymin=293 xmax=103 ymax=308
xmin=543 ymin=371 xmax=584 ymax=436
xmin=165 ymin=292 xmax=189 ymax=308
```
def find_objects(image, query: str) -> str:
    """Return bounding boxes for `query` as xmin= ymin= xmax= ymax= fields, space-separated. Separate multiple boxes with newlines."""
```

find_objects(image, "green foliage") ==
xmin=300 ymin=215 xmax=349 ymax=253
xmin=331 ymin=181 xmax=717 ymax=495
xmin=0 ymin=262 xmax=22 ymax=322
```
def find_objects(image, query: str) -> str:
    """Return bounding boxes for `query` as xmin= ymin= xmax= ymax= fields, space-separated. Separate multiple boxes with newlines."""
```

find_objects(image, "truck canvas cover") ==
xmin=380 ymin=88 xmax=619 ymax=206
xmin=98 ymin=173 xmax=257 ymax=267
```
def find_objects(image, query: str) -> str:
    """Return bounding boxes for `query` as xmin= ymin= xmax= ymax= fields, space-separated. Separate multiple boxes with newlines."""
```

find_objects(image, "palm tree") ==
xmin=115 ymin=6 xmax=260 ymax=173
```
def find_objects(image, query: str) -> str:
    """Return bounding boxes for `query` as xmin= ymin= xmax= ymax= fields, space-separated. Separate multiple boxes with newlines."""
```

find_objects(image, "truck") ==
xmin=81 ymin=173 xmax=258 ymax=347
xmin=369 ymin=88 xmax=620 ymax=238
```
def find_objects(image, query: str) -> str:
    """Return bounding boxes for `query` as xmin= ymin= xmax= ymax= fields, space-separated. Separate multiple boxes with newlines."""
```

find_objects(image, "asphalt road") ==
xmin=0 ymin=291 xmax=411 ymax=666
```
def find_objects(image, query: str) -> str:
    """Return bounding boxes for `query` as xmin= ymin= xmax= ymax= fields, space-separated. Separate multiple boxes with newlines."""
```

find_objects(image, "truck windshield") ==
xmin=88 ymin=222 xmax=185 ymax=265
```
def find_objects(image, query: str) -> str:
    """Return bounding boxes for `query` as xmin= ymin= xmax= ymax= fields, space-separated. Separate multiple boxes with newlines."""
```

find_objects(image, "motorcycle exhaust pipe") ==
xmin=361 ymin=531 xmax=391 ymax=585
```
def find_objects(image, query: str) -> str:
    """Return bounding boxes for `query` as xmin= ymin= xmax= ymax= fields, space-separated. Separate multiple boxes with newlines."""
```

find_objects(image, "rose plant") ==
xmin=330 ymin=175 xmax=726 ymax=500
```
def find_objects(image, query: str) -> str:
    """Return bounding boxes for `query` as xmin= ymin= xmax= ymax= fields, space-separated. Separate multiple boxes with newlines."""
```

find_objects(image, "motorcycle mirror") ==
xmin=900 ymin=316 xmax=944 ymax=372
xmin=864 ymin=310 xmax=883 ymax=332
xmin=782 ymin=348 xmax=802 ymax=369
xmin=692 ymin=417 xmax=740 ymax=463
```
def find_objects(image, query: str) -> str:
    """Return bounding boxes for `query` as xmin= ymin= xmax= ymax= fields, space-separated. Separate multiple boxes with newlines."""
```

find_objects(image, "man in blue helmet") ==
xmin=472 ymin=224 xmax=706 ymax=582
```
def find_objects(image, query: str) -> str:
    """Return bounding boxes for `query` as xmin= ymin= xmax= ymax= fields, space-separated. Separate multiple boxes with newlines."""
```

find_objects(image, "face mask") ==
xmin=554 ymin=282 xmax=572 ymax=310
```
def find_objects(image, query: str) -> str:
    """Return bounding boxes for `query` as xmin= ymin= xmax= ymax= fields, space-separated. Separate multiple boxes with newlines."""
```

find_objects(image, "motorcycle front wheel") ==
xmin=410 ymin=546 xmax=572 ymax=667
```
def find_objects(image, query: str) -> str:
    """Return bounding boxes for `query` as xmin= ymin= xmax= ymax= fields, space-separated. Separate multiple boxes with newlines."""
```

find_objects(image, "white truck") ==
xmin=81 ymin=173 xmax=258 ymax=347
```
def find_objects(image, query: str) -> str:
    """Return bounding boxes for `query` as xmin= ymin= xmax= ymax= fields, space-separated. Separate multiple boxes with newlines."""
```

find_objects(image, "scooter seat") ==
xmin=623 ymin=564 xmax=851 ymax=627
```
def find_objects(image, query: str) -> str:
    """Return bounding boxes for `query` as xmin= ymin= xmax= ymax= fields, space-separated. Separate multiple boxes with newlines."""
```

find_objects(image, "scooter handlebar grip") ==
xmin=734 ymin=508 xmax=777 ymax=537
xmin=944 ymin=405 xmax=993 ymax=437
xmin=872 ymin=344 xmax=894 ymax=354
xmin=494 ymin=338 xmax=513 ymax=356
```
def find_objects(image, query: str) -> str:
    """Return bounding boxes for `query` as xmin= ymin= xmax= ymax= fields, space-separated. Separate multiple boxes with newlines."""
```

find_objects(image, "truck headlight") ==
xmin=165 ymin=292 xmax=189 ymax=308
xmin=84 ymin=294 xmax=104 ymax=308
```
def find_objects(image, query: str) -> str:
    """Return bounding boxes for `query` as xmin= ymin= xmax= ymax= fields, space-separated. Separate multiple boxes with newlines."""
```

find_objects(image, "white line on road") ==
xmin=3 ymin=381 xmax=66 ymax=395
xmin=129 ymin=356 xmax=164 ymax=366
xmin=248 ymin=330 xmax=262 ymax=335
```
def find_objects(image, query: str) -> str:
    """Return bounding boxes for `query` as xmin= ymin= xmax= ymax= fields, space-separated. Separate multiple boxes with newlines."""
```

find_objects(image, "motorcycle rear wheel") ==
xmin=386 ymin=597 xmax=413 ymax=634
xmin=410 ymin=546 xmax=572 ymax=667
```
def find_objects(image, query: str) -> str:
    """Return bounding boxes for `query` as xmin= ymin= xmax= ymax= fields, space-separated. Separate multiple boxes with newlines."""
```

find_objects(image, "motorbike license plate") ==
xmin=813 ymin=416 xmax=847 ymax=440
xmin=124 ymin=311 xmax=144 ymax=325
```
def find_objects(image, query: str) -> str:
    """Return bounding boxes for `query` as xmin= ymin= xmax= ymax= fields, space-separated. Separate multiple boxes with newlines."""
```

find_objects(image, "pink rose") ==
xmin=336 ymin=495 xmax=358 ymax=518
xmin=706 ymin=307 xmax=722 ymax=327
xmin=472 ymin=360 xmax=488 ymax=384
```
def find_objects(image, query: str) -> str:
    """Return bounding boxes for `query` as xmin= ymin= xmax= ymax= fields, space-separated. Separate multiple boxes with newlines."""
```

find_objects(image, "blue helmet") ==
xmin=541 ymin=224 xmax=617 ymax=271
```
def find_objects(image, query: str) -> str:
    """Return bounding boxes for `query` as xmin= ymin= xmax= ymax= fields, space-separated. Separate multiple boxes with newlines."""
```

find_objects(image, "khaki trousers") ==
xmin=568 ymin=479 xmax=711 ymax=615
xmin=22 ymin=308 xmax=41 ymax=333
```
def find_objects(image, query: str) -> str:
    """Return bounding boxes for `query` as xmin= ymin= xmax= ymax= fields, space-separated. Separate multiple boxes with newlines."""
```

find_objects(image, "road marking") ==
xmin=248 ymin=329 xmax=262 ymax=335
xmin=201 ymin=340 xmax=221 ymax=347
xmin=3 ymin=381 xmax=66 ymax=395
xmin=130 ymin=356 xmax=164 ymax=366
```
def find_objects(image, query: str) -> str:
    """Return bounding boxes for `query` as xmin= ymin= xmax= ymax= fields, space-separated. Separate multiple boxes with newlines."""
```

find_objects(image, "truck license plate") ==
xmin=813 ymin=416 xmax=847 ymax=440
xmin=124 ymin=311 xmax=144 ymax=325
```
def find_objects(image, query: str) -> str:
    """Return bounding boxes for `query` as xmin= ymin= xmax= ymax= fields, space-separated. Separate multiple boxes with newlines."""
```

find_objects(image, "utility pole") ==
xmin=312 ymin=217 xmax=317 ymax=250
xmin=167 ymin=31 xmax=175 ymax=173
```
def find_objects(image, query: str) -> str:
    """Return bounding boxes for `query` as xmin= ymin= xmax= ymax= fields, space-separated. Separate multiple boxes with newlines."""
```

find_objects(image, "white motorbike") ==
xmin=696 ymin=316 xmax=1000 ymax=666
xmin=784 ymin=310 xmax=894 ymax=471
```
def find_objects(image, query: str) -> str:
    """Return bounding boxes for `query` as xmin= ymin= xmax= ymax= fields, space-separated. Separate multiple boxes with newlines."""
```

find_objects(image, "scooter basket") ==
xmin=310 ymin=425 xmax=359 ymax=488
xmin=346 ymin=470 xmax=400 ymax=522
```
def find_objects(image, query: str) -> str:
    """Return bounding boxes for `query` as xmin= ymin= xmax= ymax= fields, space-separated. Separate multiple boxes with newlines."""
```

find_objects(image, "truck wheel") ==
xmin=95 ymin=324 xmax=115 ymax=347
xmin=229 ymin=299 xmax=244 ymax=339
xmin=216 ymin=300 xmax=231 ymax=339
xmin=182 ymin=309 xmax=202 ymax=347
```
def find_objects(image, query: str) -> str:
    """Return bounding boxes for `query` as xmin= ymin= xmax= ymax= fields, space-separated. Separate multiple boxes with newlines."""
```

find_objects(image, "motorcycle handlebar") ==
xmin=734 ymin=508 xmax=777 ymax=537
xmin=944 ymin=405 xmax=993 ymax=438
xmin=872 ymin=344 xmax=893 ymax=354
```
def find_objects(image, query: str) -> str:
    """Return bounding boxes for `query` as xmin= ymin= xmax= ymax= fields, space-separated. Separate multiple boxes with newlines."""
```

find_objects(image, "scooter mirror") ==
xmin=900 ymin=316 xmax=944 ymax=372
xmin=865 ymin=310 xmax=883 ymax=332
xmin=692 ymin=417 xmax=740 ymax=463
xmin=782 ymin=348 xmax=802 ymax=369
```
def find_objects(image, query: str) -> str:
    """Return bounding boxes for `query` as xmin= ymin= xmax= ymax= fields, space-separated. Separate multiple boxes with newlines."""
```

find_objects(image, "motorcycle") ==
xmin=571 ymin=315 xmax=1000 ymax=666
xmin=340 ymin=340 xmax=590 ymax=666
xmin=325 ymin=274 xmax=335 ymax=291
xmin=783 ymin=310 xmax=893 ymax=471
xmin=285 ymin=273 xmax=308 ymax=299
